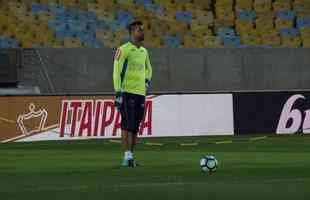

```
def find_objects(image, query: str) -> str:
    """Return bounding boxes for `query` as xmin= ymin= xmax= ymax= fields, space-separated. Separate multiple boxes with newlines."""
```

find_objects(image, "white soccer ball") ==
xmin=200 ymin=155 xmax=218 ymax=173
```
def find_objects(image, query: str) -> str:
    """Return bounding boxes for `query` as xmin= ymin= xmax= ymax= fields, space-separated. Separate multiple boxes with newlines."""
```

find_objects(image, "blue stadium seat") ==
xmin=297 ymin=17 xmax=310 ymax=29
xmin=164 ymin=36 xmax=181 ymax=48
xmin=48 ymin=4 xmax=65 ymax=15
xmin=237 ymin=11 xmax=256 ymax=21
xmin=68 ymin=20 xmax=87 ymax=32
xmin=31 ymin=3 xmax=49 ymax=15
xmin=55 ymin=30 xmax=75 ymax=38
xmin=144 ymin=3 xmax=164 ymax=15
xmin=217 ymin=27 xmax=236 ymax=39
xmin=88 ymin=20 xmax=110 ymax=31
xmin=48 ymin=20 xmax=67 ymax=31
xmin=222 ymin=36 xmax=241 ymax=47
xmin=175 ymin=11 xmax=192 ymax=24
xmin=277 ymin=11 xmax=295 ymax=21
xmin=279 ymin=28 xmax=299 ymax=38
xmin=134 ymin=0 xmax=153 ymax=6
xmin=116 ymin=11 xmax=134 ymax=25
xmin=0 ymin=37 xmax=20 ymax=48
xmin=78 ymin=11 xmax=97 ymax=22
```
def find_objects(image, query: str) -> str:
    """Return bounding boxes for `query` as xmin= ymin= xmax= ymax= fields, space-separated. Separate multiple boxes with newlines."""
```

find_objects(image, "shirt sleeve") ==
xmin=145 ymin=50 xmax=152 ymax=81
xmin=113 ymin=47 xmax=127 ymax=92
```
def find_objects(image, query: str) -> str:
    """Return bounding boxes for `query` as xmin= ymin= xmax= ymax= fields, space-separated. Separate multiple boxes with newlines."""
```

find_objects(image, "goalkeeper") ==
xmin=113 ymin=21 xmax=152 ymax=167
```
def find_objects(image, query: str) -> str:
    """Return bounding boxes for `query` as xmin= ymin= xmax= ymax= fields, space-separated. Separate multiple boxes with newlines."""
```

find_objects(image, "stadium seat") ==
xmin=235 ymin=0 xmax=253 ymax=12
xmin=273 ymin=1 xmax=292 ymax=12
xmin=164 ymin=36 xmax=181 ymax=48
xmin=204 ymin=35 xmax=223 ymax=48
xmin=254 ymin=0 xmax=272 ymax=17
xmin=260 ymin=29 xmax=281 ymax=47
xmin=0 ymin=0 xmax=307 ymax=48
xmin=256 ymin=16 xmax=274 ymax=35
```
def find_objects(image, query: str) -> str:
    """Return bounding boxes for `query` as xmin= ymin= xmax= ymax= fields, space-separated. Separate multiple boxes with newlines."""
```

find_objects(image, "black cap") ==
xmin=127 ymin=20 xmax=143 ymax=33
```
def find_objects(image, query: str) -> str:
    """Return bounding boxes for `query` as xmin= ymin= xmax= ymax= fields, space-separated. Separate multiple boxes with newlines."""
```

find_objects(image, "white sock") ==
xmin=124 ymin=151 xmax=133 ymax=160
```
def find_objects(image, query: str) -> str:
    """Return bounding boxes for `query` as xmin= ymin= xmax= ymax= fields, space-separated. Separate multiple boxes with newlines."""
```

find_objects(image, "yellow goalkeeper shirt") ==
xmin=113 ymin=41 xmax=152 ymax=96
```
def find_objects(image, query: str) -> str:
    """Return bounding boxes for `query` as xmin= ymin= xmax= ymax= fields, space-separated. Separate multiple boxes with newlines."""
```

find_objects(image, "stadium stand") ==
xmin=0 ymin=0 xmax=309 ymax=48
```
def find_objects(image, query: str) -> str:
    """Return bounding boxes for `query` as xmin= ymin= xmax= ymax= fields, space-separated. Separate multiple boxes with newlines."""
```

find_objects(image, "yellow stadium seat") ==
xmin=39 ymin=0 xmax=58 ymax=5
xmin=193 ymin=10 xmax=213 ymax=27
xmin=281 ymin=36 xmax=301 ymax=47
xmin=156 ymin=11 xmax=175 ymax=22
xmin=96 ymin=11 xmax=115 ymax=22
xmin=167 ymin=21 xmax=188 ymax=37
xmin=293 ymin=0 xmax=310 ymax=17
xmin=115 ymin=29 xmax=128 ymax=40
xmin=21 ymin=40 xmax=34 ymax=48
xmin=300 ymin=27 xmax=310 ymax=40
xmin=273 ymin=1 xmax=292 ymax=12
xmin=204 ymin=36 xmax=223 ymax=48
xmin=241 ymin=34 xmax=262 ymax=46
xmin=59 ymin=0 xmax=78 ymax=7
xmin=275 ymin=18 xmax=293 ymax=31
xmin=261 ymin=29 xmax=281 ymax=47
xmin=97 ymin=0 xmax=117 ymax=8
xmin=37 ymin=12 xmax=55 ymax=22
xmin=96 ymin=30 xmax=114 ymax=42
xmin=302 ymin=37 xmax=310 ymax=47
xmin=17 ymin=13 xmax=35 ymax=24
xmin=256 ymin=16 xmax=274 ymax=34
xmin=8 ymin=2 xmax=27 ymax=15
xmin=192 ymin=0 xmax=211 ymax=10
xmin=235 ymin=0 xmax=253 ymax=12
xmin=148 ymin=36 xmax=163 ymax=48
xmin=254 ymin=0 xmax=272 ymax=15
xmin=64 ymin=37 xmax=83 ymax=48
xmin=216 ymin=0 xmax=234 ymax=7
xmin=0 ymin=13 xmax=8 ymax=26
xmin=184 ymin=2 xmax=198 ymax=13
xmin=183 ymin=35 xmax=204 ymax=48
xmin=191 ymin=19 xmax=210 ymax=33
xmin=235 ymin=19 xmax=254 ymax=35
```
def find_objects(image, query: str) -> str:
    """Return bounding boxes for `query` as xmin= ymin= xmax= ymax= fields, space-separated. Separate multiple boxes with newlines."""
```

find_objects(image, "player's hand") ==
xmin=114 ymin=92 xmax=123 ymax=110
xmin=145 ymin=79 xmax=151 ymax=94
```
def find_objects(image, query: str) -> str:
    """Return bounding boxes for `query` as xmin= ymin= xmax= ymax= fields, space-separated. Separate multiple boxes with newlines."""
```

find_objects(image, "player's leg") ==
xmin=120 ymin=93 xmax=134 ymax=166
xmin=128 ymin=94 xmax=146 ymax=165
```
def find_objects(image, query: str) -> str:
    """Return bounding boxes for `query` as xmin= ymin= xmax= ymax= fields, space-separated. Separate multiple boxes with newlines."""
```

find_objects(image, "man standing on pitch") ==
xmin=113 ymin=21 xmax=152 ymax=167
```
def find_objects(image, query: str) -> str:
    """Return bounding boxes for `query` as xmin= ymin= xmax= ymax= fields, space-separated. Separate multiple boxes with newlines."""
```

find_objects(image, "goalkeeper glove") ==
xmin=145 ymin=79 xmax=151 ymax=94
xmin=114 ymin=91 xmax=123 ymax=110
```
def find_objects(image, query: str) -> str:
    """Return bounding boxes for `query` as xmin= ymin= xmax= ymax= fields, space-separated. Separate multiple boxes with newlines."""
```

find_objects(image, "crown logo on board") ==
xmin=17 ymin=103 xmax=48 ymax=136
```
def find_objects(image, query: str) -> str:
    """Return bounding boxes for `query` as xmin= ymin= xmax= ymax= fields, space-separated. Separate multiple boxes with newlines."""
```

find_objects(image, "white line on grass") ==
xmin=16 ymin=177 xmax=310 ymax=192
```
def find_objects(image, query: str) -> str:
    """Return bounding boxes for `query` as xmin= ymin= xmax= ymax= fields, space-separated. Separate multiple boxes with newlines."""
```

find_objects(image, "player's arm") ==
xmin=113 ymin=47 xmax=126 ymax=108
xmin=145 ymin=50 xmax=152 ymax=82
xmin=145 ymin=51 xmax=152 ymax=94
xmin=113 ymin=47 xmax=126 ymax=92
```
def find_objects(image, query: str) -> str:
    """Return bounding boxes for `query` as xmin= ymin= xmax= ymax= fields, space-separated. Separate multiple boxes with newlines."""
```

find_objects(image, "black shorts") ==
xmin=120 ymin=92 xmax=146 ymax=134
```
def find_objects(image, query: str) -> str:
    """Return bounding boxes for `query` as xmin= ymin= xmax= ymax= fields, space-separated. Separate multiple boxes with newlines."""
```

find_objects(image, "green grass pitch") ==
xmin=1 ymin=135 xmax=310 ymax=200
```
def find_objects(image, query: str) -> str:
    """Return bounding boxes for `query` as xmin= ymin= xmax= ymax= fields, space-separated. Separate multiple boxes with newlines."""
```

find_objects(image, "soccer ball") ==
xmin=200 ymin=155 xmax=218 ymax=173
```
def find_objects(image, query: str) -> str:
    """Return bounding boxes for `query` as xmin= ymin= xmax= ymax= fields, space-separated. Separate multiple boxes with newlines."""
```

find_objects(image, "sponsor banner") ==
xmin=233 ymin=92 xmax=310 ymax=135
xmin=0 ymin=94 xmax=234 ymax=142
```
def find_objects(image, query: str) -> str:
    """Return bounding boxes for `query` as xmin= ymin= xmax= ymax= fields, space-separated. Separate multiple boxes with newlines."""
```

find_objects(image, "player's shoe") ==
xmin=128 ymin=159 xmax=139 ymax=167
xmin=121 ymin=159 xmax=130 ymax=167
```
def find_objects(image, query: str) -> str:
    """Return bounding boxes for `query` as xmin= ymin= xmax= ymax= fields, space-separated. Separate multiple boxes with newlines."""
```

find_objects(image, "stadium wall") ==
xmin=36 ymin=48 xmax=310 ymax=93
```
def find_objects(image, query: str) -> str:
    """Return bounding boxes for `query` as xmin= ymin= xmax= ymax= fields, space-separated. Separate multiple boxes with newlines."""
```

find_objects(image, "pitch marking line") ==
xmin=109 ymin=140 xmax=121 ymax=144
xmin=249 ymin=136 xmax=267 ymax=141
xmin=20 ymin=178 xmax=310 ymax=192
xmin=145 ymin=142 xmax=164 ymax=146
xmin=179 ymin=143 xmax=199 ymax=146
xmin=215 ymin=140 xmax=233 ymax=144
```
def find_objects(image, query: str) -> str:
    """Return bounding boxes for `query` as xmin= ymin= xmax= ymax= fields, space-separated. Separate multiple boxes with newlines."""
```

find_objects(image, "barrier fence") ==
xmin=0 ymin=91 xmax=309 ymax=143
